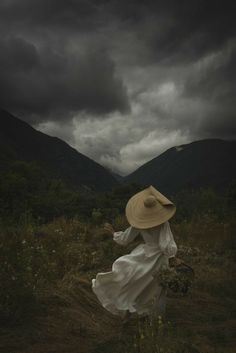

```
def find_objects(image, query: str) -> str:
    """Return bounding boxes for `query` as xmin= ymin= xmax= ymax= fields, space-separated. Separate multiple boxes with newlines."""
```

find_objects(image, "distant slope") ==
xmin=0 ymin=109 xmax=118 ymax=191
xmin=111 ymin=172 xmax=124 ymax=182
xmin=124 ymin=139 xmax=236 ymax=193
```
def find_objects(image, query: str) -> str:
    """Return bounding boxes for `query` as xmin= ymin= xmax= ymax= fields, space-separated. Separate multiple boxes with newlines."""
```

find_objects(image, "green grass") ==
xmin=0 ymin=215 xmax=235 ymax=353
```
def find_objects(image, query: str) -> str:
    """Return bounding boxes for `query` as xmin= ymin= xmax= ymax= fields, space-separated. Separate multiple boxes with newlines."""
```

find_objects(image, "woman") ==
xmin=91 ymin=185 xmax=178 ymax=319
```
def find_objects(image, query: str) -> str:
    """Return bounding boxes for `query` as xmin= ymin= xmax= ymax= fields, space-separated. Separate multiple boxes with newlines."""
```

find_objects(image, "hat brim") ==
xmin=125 ymin=186 xmax=176 ymax=229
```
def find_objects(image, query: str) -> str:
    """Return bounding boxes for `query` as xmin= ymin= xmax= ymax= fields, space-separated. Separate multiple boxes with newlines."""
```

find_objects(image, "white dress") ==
xmin=91 ymin=221 xmax=177 ymax=317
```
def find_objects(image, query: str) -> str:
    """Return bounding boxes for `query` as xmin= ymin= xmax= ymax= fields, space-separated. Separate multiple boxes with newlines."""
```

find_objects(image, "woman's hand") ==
xmin=104 ymin=223 xmax=115 ymax=235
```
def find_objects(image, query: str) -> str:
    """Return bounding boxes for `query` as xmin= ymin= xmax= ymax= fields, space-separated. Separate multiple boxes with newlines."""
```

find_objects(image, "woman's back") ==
xmin=139 ymin=226 xmax=162 ymax=245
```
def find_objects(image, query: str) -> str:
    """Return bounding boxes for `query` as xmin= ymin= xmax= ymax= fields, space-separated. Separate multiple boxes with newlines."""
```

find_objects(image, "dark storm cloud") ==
xmin=0 ymin=36 xmax=130 ymax=123
xmin=0 ymin=0 xmax=101 ymax=30
xmin=184 ymin=41 xmax=236 ymax=138
xmin=106 ymin=0 xmax=236 ymax=65
xmin=1 ymin=1 xmax=235 ymax=62
xmin=0 ymin=37 xmax=39 ymax=71
xmin=0 ymin=1 xmax=130 ymax=123
xmin=0 ymin=0 xmax=235 ymax=173
xmin=186 ymin=43 xmax=236 ymax=101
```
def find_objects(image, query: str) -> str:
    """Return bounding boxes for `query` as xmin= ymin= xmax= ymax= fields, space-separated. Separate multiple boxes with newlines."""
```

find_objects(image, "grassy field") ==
xmin=0 ymin=216 xmax=235 ymax=353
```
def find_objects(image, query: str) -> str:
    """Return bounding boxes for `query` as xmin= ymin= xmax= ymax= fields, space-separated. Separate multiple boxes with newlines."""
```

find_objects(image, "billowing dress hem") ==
xmin=92 ymin=244 xmax=169 ymax=317
xmin=91 ymin=222 xmax=177 ymax=317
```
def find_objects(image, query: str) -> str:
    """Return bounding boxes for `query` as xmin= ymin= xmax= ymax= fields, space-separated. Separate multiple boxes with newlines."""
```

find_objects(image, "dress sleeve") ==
xmin=113 ymin=226 xmax=140 ymax=246
xmin=159 ymin=221 xmax=177 ymax=258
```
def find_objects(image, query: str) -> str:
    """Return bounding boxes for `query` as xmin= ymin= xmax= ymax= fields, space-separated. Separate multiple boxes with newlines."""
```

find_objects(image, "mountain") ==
xmin=124 ymin=139 xmax=236 ymax=193
xmin=111 ymin=171 xmax=124 ymax=182
xmin=0 ymin=109 xmax=118 ymax=191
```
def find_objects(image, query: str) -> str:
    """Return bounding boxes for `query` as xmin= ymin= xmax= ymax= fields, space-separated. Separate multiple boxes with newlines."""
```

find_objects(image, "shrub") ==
xmin=0 ymin=227 xmax=38 ymax=321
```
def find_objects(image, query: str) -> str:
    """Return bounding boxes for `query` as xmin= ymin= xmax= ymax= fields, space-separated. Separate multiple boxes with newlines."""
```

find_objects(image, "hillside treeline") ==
xmin=0 ymin=160 xmax=236 ymax=225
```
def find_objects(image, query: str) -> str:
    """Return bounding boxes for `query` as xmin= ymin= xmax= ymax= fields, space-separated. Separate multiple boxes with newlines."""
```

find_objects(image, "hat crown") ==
xmin=143 ymin=195 xmax=157 ymax=208
xmin=125 ymin=185 xmax=176 ymax=229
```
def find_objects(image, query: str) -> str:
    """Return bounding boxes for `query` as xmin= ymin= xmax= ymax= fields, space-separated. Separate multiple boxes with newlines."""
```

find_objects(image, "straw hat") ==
xmin=125 ymin=185 xmax=176 ymax=229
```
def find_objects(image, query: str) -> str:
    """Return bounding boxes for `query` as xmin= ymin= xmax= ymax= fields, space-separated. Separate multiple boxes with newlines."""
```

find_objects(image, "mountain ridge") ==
xmin=0 ymin=109 xmax=118 ymax=191
xmin=124 ymin=139 xmax=236 ymax=193
xmin=1 ymin=109 xmax=236 ymax=194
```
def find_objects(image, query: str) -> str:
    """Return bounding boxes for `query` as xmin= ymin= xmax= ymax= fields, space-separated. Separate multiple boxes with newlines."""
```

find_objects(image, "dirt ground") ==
xmin=1 ymin=233 xmax=235 ymax=353
xmin=1 ymin=263 xmax=235 ymax=353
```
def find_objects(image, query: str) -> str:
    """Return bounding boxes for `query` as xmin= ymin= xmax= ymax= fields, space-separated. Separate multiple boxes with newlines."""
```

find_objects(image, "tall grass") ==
xmin=0 ymin=213 xmax=235 ymax=352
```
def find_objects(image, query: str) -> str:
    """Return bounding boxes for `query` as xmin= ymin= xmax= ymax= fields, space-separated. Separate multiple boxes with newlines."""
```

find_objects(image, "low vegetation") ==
xmin=0 ymin=212 xmax=235 ymax=353
xmin=0 ymin=164 xmax=235 ymax=352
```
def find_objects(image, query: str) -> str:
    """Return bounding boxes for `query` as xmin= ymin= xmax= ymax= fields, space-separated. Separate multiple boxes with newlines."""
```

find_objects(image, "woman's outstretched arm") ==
xmin=104 ymin=223 xmax=140 ymax=246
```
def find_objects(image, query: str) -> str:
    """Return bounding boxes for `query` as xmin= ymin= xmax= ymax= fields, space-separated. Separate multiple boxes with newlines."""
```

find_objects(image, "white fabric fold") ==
xmin=92 ymin=221 xmax=177 ymax=317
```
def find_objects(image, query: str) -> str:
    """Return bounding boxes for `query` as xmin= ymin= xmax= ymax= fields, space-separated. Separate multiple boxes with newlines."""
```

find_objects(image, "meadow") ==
xmin=0 ymin=208 xmax=235 ymax=353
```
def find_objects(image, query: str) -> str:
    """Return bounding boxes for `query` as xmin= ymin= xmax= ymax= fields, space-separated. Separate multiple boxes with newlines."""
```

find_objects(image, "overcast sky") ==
xmin=0 ymin=0 xmax=235 ymax=175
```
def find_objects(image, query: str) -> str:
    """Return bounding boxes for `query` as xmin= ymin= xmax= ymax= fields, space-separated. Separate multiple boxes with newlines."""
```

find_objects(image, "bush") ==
xmin=0 ymin=227 xmax=38 ymax=321
xmin=0 ymin=218 xmax=92 ymax=320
